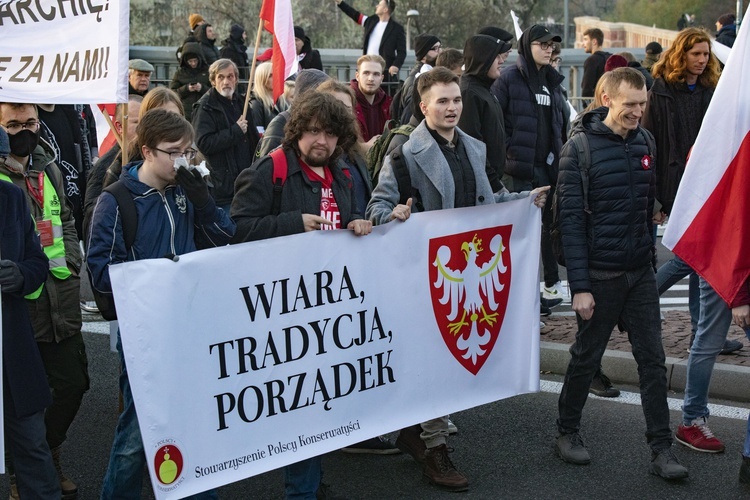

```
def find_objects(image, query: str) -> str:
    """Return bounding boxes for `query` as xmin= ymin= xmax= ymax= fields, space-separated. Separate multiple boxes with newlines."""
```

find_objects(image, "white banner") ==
xmin=0 ymin=0 xmax=129 ymax=104
xmin=110 ymin=199 xmax=542 ymax=499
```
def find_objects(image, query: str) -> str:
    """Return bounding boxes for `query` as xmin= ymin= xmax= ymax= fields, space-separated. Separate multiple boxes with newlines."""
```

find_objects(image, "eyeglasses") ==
xmin=430 ymin=44 xmax=442 ymax=52
xmin=551 ymin=57 xmax=563 ymax=64
xmin=532 ymin=41 xmax=555 ymax=50
xmin=153 ymin=148 xmax=197 ymax=161
xmin=3 ymin=120 xmax=40 ymax=134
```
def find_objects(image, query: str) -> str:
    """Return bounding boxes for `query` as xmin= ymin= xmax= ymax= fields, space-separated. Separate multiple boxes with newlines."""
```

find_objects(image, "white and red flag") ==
xmin=91 ymin=104 xmax=118 ymax=156
xmin=663 ymin=16 xmax=750 ymax=305
xmin=259 ymin=0 xmax=298 ymax=100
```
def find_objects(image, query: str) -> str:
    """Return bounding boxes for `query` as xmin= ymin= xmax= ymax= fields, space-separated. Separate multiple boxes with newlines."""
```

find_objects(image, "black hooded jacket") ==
xmin=558 ymin=108 xmax=656 ymax=294
xmin=195 ymin=24 xmax=220 ymax=66
xmin=297 ymin=34 xmax=323 ymax=71
xmin=490 ymin=30 xmax=566 ymax=186
xmin=170 ymin=42 xmax=210 ymax=122
xmin=220 ymin=25 xmax=250 ymax=79
xmin=458 ymin=35 xmax=508 ymax=192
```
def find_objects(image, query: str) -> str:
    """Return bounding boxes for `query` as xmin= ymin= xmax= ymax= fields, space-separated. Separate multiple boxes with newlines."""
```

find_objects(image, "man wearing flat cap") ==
xmin=127 ymin=59 xmax=154 ymax=96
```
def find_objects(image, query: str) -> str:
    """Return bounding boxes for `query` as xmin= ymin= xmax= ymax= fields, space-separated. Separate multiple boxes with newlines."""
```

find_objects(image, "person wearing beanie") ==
xmin=642 ymin=41 xmax=662 ymax=71
xmin=458 ymin=34 xmax=512 ymax=192
xmin=189 ymin=13 xmax=205 ymax=31
xmin=294 ymin=26 xmax=323 ymax=70
xmin=255 ymin=69 xmax=332 ymax=157
xmin=335 ymin=0 xmax=406 ymax=95
xmin=220 ymin=24 xmax=250 ymax=83
xmin=392 ymin=33 xmax=441 ymax=124
xmin=176 ymin=14 xmax=206 ymax=61
xmin=715 ymin=13 xmax=737 ymax=48
xmin=603 ymin=54 xmax=628 ymax=72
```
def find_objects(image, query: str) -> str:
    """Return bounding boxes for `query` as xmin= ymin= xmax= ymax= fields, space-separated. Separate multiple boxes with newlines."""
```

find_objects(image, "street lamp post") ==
xmin=406 ymin=9 xmax=420 ymax=52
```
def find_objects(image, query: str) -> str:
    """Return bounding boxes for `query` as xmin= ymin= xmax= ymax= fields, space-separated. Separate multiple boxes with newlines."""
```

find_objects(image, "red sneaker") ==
xmin=675 ymin=418 xmax=725 ymax=453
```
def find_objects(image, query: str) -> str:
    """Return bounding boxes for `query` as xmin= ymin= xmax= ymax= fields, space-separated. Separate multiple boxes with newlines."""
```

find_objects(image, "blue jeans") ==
xmin=284 ymin=458 xmax=321 ymax=499
xmin=557 ymin=266 xmax=673 ymax=451
xmin=682 ymin=278 xmax=732 ymax=425
xmin=101 ymin=333 xmax=217 ymax=500
xmin=656 ymin=255 xmax=699 ymax=333
xmin=4 ymin=405 xmax=60 ymax=498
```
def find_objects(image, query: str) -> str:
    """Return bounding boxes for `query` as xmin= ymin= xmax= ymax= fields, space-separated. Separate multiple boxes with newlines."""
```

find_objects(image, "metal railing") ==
xmin=132 ymin=45 xmax=648 ymax=112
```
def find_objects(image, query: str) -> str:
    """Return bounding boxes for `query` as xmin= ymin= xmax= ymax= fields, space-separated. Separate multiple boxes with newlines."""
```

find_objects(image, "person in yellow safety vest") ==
xmin=0 ymin=102 xmax=89 ymax=499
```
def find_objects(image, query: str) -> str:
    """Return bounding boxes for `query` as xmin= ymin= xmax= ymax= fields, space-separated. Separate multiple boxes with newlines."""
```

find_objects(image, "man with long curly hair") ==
xmin=642 ymin=28 xmax=736 ymax=454
xmin=230 ymin=91 xmax=371 ymax=498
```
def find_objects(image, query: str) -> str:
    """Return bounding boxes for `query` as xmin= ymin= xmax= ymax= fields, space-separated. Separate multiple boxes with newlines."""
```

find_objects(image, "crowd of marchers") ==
xmin=1 ymin=2 xmax=747 ymax=498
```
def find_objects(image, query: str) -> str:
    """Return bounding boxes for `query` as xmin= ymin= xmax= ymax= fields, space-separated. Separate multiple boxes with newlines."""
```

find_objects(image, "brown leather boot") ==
xmin=395 ymin=424 xmax=426 ymax=463
xmin=51 ymin=446 xmax=78 ymax=498
xmin=422 ymin=444 xmax=469 ymax=492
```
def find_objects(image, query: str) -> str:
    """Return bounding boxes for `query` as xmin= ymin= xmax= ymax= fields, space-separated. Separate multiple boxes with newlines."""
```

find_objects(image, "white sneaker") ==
xmin=540 ymin=321 xmax=546 ymax=329
xmin=447 ymin=418 xmax=458 ymax=435
xmin=543 ymin=281 xmax=568 ymax=300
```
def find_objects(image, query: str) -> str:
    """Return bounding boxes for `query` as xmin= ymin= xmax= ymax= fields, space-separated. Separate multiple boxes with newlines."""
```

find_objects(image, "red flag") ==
xmin=259 ymin=0 xmax=297 ymax=101
xmin=663 ymin=15 xmax=750 ymax=305
xmin=93 ymin=104 xmax=118 ymax=156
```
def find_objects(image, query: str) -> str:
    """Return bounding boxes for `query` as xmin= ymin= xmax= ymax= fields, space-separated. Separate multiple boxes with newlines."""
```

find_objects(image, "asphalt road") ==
xmin=5 ymin=330 xmax=750 ymax=499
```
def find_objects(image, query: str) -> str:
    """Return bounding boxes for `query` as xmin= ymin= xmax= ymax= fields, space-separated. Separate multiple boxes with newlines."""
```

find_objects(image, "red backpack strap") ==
xmin=269 ymin=148 xmax=288 ymax=216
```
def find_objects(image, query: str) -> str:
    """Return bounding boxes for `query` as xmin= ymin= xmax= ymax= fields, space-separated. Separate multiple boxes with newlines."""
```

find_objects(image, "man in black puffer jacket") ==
xmin=554 ymin=68 xmax=689 ymax=481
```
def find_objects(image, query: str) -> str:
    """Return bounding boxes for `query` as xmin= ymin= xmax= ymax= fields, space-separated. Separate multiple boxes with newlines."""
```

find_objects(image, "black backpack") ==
xmin=90 ymin=180 xmax=137 ymax=321
xmin=550 ymin=128 xmax=656 ymax=266
xmin=365 ymin=120 xmax=415 ymax=187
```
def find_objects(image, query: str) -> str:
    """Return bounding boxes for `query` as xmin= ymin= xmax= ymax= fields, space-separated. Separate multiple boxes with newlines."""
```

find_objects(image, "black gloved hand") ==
xmin=176 ymin=166 xmax=210 ymax=209
xmin=0 ymin=259 xmax=24 ymax=294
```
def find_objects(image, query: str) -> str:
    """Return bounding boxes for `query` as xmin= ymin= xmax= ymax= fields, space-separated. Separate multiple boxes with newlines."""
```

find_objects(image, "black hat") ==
xmin=645 ymin=41 xmax=663 ymax=55
xmin=527 ymin=24 xmax=562 ymax=43
xmin=414 ymin=34 xmax=440 ymax=61
xmin=478 ymin=26 xmax=514 ymax=43
xmin=294 ymin=26 xmax=307 ymax=41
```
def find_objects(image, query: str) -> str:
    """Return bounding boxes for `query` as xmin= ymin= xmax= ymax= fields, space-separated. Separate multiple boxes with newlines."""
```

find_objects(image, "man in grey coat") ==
xmin=367 ymin=67 xmax=548 ymax=492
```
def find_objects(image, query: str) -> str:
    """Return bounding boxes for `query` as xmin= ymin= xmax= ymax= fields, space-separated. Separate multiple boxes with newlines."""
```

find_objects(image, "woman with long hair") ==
xmin=249 ymin=62 xmax=279 ymax=134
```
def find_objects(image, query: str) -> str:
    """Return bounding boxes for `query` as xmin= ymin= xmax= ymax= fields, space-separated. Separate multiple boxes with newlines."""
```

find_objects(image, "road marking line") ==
xmin=540 ymin=380 xmax=749 ymax=421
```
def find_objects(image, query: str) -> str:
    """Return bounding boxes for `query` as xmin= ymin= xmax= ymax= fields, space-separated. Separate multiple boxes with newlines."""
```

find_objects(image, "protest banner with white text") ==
xmin=110 ymin=198 xmax=542 ymax=499
xmin=0 ymin=0 xmax=129 ymax=104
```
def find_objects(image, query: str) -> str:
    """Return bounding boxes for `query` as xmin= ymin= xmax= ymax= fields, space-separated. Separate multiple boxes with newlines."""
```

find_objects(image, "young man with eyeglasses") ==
xmin=87 ymin=109 xmax=234 ymax=498
xmin=0 ymin=102 xmax=89 ymax=498
xmin=491 ymin=25 xmax=570 ymax=318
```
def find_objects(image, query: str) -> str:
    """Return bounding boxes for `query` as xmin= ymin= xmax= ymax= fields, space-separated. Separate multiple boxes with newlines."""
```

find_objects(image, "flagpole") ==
xmin=100 ymin=108 xmax=123 ymax=152
xmin=122 ymin=104 xmax=129 ymax=165
xmin=243 ymin=16 xmax=265 ymax=120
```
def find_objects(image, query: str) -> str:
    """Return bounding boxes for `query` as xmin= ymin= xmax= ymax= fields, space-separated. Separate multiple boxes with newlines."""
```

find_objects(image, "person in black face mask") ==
xmin=0 ymin=102 xmax=89 ymax=498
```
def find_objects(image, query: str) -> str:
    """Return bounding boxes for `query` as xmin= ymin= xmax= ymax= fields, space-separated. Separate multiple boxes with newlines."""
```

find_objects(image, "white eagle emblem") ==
xmin=432 ymin=233 xmax=508 ymax=365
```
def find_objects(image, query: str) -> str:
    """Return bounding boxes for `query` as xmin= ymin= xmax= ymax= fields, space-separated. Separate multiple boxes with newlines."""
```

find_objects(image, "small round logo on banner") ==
xmin=153 ymin=439 xmax=184 ymax=486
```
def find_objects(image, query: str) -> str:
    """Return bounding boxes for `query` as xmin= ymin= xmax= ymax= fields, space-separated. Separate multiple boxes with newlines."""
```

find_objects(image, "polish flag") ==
xmin=662 ymin=18 xmax=750 ymax=305
xmin=260 ymin=0 xmax=298 ymax=101
xmin=91 ymin=104 xmax=118 ymax=156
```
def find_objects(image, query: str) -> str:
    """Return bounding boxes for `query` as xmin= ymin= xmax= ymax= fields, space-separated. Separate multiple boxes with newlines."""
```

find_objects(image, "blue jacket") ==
xmin=86 ymin=162 xmax=235 ymax=295
xmin=0 ymin=181 xmax=52 ymax=417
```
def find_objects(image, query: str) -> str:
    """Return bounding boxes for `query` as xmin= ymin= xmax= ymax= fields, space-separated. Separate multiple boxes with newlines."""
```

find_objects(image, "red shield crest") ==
xmin=428 ymin=225 xmax=512 ymax=375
